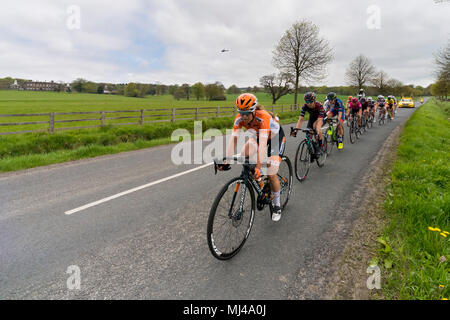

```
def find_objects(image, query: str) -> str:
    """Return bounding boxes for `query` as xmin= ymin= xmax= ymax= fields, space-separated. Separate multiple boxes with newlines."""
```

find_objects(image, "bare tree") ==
xmin=272 ymin=20 xmax=334 ymax=105
xmin=386 ymin=78 xmax=403 ymax=96
xmin=434 ymin=40 xmax=450 ymax=81
xmin=260 ymin=73 xmax=293 ymax=104
xmin=345 ymin=55 xmax=376 ymax=90
xmin=371 ymin=70 xmax=390 ymax=95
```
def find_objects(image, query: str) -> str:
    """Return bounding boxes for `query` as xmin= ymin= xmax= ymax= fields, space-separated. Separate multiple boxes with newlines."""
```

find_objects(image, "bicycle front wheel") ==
xmin=207 ymin=178 xmax=255 ymax=260
xmin=316 ymin=138 xmax=327 ymax=168
xmin=278 ymin=156 xmax=293 ymax=211
xmin=326 ymin=127 xmax=335 ymax=155
xmin=349 ymin=122 xmax=356 ymax=144
xmin=294 ymin=140 xmax=311 ymax=182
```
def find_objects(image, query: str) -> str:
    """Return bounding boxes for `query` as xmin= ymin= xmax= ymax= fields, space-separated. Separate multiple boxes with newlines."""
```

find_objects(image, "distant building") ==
xmin=24 ymin=81 xmax=61 ymax=91
xmin=10 ymin=80 xmax=21 ymax=90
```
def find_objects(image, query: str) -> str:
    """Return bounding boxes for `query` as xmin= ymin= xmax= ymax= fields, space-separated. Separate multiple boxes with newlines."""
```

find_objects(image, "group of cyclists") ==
xmin=346 ymin=89 xmax=398 ymax=131
xmin=216 ymin=90 xmax=399 ymax=222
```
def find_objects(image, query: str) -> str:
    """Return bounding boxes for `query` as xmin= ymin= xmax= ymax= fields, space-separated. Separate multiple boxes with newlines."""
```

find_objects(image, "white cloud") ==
xmin=0 ymin=0 xmax=448 ymax=87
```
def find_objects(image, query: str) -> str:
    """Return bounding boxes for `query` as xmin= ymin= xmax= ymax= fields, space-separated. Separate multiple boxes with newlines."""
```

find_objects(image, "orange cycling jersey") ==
xmin=232 ymin=109 xmax=280 ymax=140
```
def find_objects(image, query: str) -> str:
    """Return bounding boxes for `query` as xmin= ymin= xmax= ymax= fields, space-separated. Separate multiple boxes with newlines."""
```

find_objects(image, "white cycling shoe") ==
xmin=272 ymin=206 xmax=282 ymax=222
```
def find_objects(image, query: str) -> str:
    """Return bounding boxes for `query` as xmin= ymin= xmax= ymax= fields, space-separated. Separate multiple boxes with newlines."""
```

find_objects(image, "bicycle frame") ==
xmin=214 ymin=157 xmax=272 ymax=215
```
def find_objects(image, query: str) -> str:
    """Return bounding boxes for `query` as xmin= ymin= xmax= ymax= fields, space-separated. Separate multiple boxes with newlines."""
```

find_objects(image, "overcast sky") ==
xmin=0 ymin=0 xmax=449 ymax=87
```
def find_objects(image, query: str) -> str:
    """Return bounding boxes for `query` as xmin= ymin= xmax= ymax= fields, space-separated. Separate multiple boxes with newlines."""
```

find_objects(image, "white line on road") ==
xmin=65 ymin=162 xmax=214 ymax=215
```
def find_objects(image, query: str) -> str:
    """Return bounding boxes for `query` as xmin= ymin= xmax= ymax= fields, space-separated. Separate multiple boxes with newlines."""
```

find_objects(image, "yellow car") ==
xmin=398 ymin=97 xmax=415 ymax=108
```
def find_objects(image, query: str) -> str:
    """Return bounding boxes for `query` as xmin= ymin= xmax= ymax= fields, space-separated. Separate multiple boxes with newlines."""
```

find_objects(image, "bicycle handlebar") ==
xmin=290 ymin=127 xmax=316 ymax=135
xmin=213 ymin=156 xmax=256 ymax=175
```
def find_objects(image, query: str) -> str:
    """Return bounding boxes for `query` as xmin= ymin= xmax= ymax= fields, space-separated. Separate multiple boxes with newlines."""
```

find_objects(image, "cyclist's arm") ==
xmin=295 ymin=116 xmax=304 ymax=129
xmin=226 ymin=130 xmax=239 ymax=158
xmin=295 ymin=107 xmax=307 ymax=129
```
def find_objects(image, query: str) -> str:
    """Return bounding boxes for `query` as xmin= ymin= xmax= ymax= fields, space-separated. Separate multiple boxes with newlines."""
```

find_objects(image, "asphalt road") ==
xmin=0 ymin=102 xmax=422 ymax=299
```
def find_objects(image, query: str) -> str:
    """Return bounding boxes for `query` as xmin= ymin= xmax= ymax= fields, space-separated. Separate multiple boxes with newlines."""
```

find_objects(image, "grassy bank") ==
xmin=0 ymin=110 xmax=302 ymax=173
xmin=373 ymin=98 xmax=449 ymax=300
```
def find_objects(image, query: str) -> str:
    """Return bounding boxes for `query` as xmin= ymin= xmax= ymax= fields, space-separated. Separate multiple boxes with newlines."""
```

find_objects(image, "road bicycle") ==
xmin=378 ymin=108 xmax=386 ymax=126
xmin=291 ymin=127 xmax=327 ymax=182
xmin=324 ymin=117 xmax=343 ymax=155
xmin=367 ymin=110 xmax=375 ymax=129
xmin=386 ymin=108 xmax=393 ymax=123
xmin=349 ymin=113 xmax=362 ymax=144
xmin=207 ymin=155 xmax=293 ymax=260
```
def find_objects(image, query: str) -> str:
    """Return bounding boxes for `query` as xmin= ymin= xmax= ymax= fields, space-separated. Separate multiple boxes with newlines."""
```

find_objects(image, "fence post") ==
xmin=140 ymin=110 xmax=144 ymax=125
xmin=196 ymin=107 xmax=199 ymax=121
xmin=172 ymin=108 xmax=175 ymax=123
xmin=216 ymin=107 xmax=220 ymax=118
xmin=272 ymin=106 xmax=274 ymax=113
xmin=101 ymin=111 xmax=105 ymax=126
xmin=281 ymin=105 xmax=284 ymax=113
xmin=49 ymin=113 xmax=54 ymax=134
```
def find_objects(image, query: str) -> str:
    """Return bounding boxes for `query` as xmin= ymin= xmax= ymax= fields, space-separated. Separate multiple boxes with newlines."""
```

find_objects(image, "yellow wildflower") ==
xmin=441 ymin=233 xmax=447 ymax=238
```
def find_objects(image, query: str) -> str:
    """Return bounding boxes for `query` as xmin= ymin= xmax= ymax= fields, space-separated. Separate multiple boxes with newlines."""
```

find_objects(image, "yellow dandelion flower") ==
xmin=444 ymin=231 xmax=450 ymax=235
xmin=440 ymin=285 xmax=445 ymax=288
xmin=441 ymin=233 xmax=447 ymax=238
xmin=428 ymin=227 xmax=441 ymax=232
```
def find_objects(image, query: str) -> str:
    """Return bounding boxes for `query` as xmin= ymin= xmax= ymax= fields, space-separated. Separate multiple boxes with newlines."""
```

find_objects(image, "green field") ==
xmin=0 ymin=91 xmax=319 ymax=112
xmin=373 ymin=98 xmax=449 ymax=300
xmin=0 ymin=91 xmax=329 ymax=134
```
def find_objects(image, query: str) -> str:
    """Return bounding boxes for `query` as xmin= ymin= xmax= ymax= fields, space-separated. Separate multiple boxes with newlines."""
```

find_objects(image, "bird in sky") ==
xmin=220 ymin=49 xmax=230 ymax=53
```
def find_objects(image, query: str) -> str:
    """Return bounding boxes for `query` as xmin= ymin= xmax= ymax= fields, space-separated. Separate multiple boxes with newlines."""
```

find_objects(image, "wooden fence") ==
xmin=0 ymin=105 xmax=300 ymax=135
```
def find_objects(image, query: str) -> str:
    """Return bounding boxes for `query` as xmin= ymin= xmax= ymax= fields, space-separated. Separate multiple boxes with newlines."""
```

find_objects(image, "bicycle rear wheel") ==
xmin=294 ymin=140 xmax=311 ymax=182
xmin=207 ymin=177 xmax=255 ymax=260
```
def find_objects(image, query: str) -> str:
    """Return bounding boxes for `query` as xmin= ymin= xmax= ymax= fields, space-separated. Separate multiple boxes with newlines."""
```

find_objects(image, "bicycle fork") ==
xmin=229 ymin=181 xmax=247 ymax=220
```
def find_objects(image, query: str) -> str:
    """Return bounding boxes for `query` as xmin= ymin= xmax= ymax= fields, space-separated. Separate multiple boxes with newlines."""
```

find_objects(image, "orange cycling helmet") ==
xmin=236 ymin=93 xmax=258 ymax=112
xmin=348 ymin=96 xmax=353 ymax=101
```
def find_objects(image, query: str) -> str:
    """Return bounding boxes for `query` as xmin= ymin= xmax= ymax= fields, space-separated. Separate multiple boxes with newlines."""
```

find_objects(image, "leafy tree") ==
xmin=205 ymin=82 xmax=226 ymax=101
xmin=191 ymin=82 xmax=205 ymax=100
xmin=124 ymin=83 xmax=138 ymax=97
xmin=227 ymin=85 xmax=241 ymax=94
xmin=181 ymin=84 xmax=190 ymax=100
xmin=71 ymin=78 xmax=87 ymax=92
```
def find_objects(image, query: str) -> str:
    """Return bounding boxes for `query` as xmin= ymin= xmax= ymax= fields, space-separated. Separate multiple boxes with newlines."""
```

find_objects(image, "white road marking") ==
xmin=65 ymin=162 xmax=214 ymax=215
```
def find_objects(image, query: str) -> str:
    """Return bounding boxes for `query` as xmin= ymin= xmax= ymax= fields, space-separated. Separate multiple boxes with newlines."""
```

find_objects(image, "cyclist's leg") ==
xmin=314 ymin=117 xmax=324 ymax=144
xmin=267 ymin=130 xmax=285 ymax=220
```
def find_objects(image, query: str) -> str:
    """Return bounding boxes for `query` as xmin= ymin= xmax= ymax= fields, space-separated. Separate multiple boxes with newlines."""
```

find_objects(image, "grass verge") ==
xmin=372 ymin=98 xmax=449 ymax=300
xmin=0 ymin=111 xmax=302 ymax=173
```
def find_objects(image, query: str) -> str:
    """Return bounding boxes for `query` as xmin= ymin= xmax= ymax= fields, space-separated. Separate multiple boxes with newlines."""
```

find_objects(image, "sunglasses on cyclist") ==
xmin=239 ymin=111 xmax=253 ymax=116
xmin=305 ymin=100 xmax=315 ymax=104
